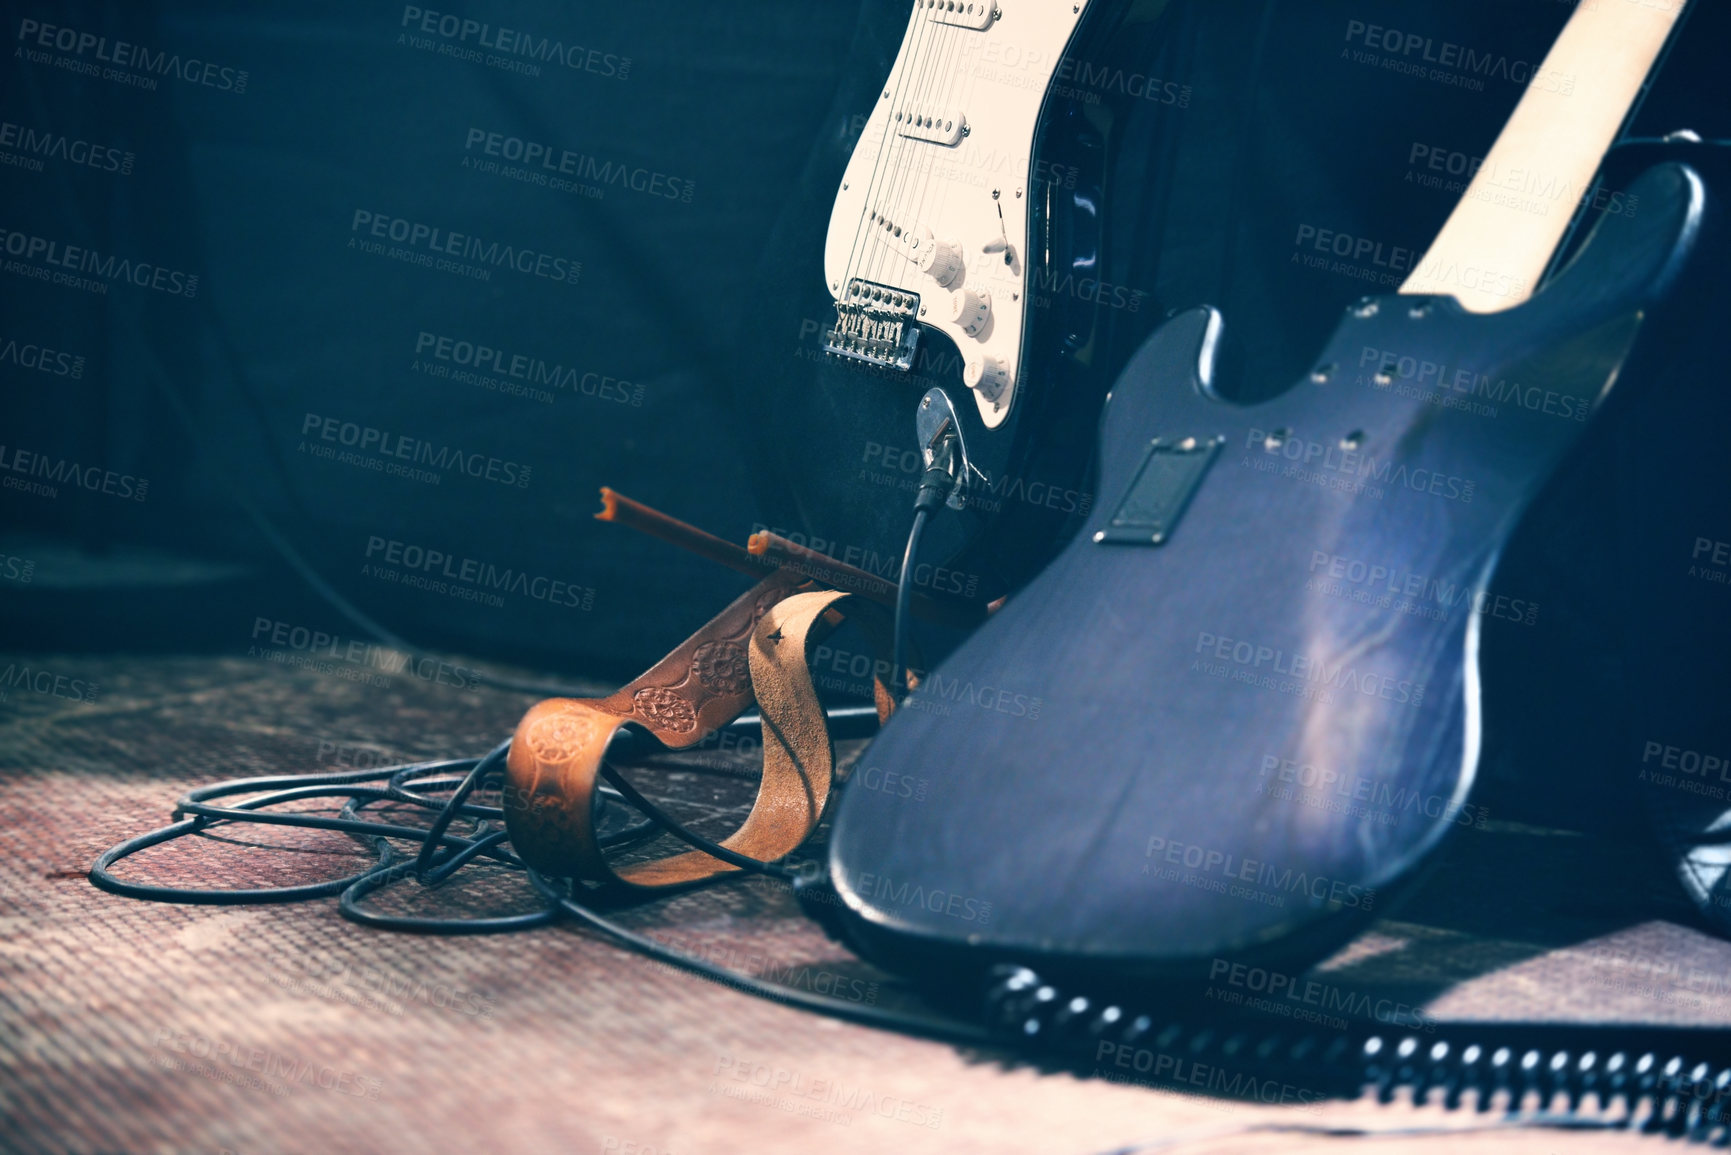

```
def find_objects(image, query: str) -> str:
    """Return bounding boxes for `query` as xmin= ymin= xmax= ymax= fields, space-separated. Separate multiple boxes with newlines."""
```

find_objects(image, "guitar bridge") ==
xmin=824 ymin=279 xmax=921 ymax=372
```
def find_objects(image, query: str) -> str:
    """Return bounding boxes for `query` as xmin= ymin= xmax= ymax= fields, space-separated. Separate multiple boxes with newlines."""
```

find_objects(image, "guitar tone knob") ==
xmin=917 ymin=231 xmax=964 ymax=288
xmin=950 ymin=285 xmax=992 ymax=336
xmin=963 ymin=352 xmax=1009 ymax=402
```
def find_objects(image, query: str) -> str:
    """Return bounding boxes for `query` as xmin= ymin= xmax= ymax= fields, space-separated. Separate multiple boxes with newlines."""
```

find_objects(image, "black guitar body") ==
xmin=824 ymin=156 xmax=1708 ymax=988
xmin=733 ymin=0 xmax=1181 ymax=603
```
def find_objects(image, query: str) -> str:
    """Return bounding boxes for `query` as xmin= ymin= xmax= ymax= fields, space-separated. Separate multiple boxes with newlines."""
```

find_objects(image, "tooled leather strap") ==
xmin=503 ymin=581 xmax=887 ymax=888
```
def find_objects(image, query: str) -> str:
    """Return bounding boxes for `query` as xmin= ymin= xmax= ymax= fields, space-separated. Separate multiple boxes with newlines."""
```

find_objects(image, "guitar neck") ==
xmin=1401 ymin=0 xmax=1688 ymax=313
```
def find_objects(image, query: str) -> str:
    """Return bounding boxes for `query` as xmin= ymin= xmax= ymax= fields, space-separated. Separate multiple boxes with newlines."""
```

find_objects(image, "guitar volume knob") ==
xmin=963 ymin=352 xmax=1009 ymax=403
xmin=950 ymin=285 xmax=992 ymax=336
xmin=917 ymin=232 xmax=964 ymax=288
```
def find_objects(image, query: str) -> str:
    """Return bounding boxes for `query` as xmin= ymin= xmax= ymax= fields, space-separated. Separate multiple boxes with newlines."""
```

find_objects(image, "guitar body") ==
xmin=824 ymin=157 xmax=1706 ymax=985
xmin=737 ymin=0 xmax=1192 ymax=599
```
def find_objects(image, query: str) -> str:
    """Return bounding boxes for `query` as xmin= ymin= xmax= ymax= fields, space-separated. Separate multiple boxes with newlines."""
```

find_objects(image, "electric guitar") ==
xmin=735 ymin=0 xmax=1128 ymax=602
xmin=823 ymin=0 xmax=1706 ymax=983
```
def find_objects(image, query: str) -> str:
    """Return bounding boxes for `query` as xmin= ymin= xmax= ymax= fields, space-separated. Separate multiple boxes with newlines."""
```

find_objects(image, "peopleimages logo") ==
xmin=298 ymin=413 xmax=532 ymax=489
xmin=463 ymin=129 xmax=694 ymax=203
xmin=398 ymin=7 xmax=630 ymax=79
xmin=0 ymin=121 xmax=133 ymax=174
xmin=349 ymin=210 xmax=580 ymax=287
xmin=413 ymin=331 xmax=642 ymax=406
xmin=0 ymin=227 xmax=197 ymax=297
xmin=1206 ymin=958 xmax=1437 ymax=1033
xmin=1257 ymin=754 xmax=1488 ymax=830
xmin=1144 ymin=835 xmax=1375 ymax=911
xmin=1244 ymin=427 xmax=1476 ymax=505
xmin=1194 ymin=629 xmax=1426 ymax=707
xmin=153 ymin=1028 xmax=381 ymax=1099
xmin=0 ymin=443 xmax=147 ymax=502
xmin=711 ymin=1054 xmax=943 ymax=1129
xmin=1342 ymin=18 xmax=1574 ymax=95
xmin=15 ymin=18 xmax=250 ymax=93
xmin=0 ymin=334 xmax=84 ymax=378
xmin=363 ymin=536 xmax=595 ymax=611
xmin=0 ymin=662 xmax=99 ymax=704
xmin=747 ymin=523 xmax=980 ymax=600
xmin=1356 ymin=344 xmax=1591 ymax=423
xmin=838 ymin=870 xmax=993 ymax=924
xmin=248 ymin=617 xmax=480 ymax=692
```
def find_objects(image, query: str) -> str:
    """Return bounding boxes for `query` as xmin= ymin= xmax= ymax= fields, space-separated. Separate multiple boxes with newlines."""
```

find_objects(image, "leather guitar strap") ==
xmin=503 ymin=581 xmax=892 ymax=889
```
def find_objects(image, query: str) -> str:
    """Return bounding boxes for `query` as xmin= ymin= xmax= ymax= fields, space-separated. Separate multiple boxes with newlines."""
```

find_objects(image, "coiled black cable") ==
xmin=983 ymin=963 xmax=1731 ymax=1142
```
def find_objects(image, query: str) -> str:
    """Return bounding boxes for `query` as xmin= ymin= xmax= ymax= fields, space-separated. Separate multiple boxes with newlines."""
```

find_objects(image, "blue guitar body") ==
xmin=825 ymin=155 xmax=1710 ymax=983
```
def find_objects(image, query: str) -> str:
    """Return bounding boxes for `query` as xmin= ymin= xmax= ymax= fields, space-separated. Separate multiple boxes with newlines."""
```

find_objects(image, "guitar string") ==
xmin=906 ymin=4 xmax=973 ymax=313
xmin=944 ymin=3 xmax=998 ymax=349
xmin=864 ymin=5 xmax=956 ymax=298
xmin=868 ymin=6 xmax=958 ymax=309
xmin=883 ymin=6 xmax=972 ymax=298
xmin=844 ymin=2 xmax=1061 ymax=384
xmin=913 ymin=2 xmax=1061 ymax=394
xmin=896 ymin=3 xmax=1073 ymax=393
xmin=839 ymin=2 xmax=931 ymax=307
xmin=859 ymin=2 xmax=941 ymax=293
xmin=844 ymin=2 xmax=943 ymax=302
xmin=876 ymin=4 xmax=996 ymax=367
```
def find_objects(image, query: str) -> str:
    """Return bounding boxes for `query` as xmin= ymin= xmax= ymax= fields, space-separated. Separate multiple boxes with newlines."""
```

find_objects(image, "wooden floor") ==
xmin=0 ymin=649 xmax=1723 ymax=1154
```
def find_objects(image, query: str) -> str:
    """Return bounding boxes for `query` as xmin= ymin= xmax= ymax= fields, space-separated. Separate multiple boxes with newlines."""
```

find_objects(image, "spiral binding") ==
xmin=983 ymin=965 xmax=1731 ymax=1144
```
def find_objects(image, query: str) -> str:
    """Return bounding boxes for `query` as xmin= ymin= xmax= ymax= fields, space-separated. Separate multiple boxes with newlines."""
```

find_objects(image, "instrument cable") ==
xmin=892 ymin=426 xmax=964 ymax=695
xmin=88 ymin=723 xmax=1731 ymax=1142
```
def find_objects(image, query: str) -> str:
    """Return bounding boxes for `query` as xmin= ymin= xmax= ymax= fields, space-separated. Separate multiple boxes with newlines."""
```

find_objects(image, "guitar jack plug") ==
xmin=915 ymin=387 xmax=977 ymax=512
xmin=914 ymin=420 xmax=961 ymax=515
xmin=893 ymin=392 xmax=968 ymax=697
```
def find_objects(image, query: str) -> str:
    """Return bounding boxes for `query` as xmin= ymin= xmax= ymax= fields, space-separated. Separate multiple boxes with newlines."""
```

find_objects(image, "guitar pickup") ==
xmin=896 ymin=110 xmax=967 ymax=147
xmin=825 ymin=279 xmax=921 ymax=372
xmin=928 ymin=1 xmax=996 ymax=30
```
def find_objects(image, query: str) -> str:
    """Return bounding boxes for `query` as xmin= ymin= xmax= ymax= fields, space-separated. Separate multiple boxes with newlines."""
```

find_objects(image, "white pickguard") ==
xmin=824 ymin=0 xmax=1091 ymax=429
